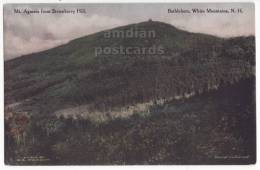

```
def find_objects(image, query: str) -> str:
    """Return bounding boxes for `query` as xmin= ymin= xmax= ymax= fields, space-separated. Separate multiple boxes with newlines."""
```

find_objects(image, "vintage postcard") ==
xmin=4 ymin=3 xmax=256 ymax=165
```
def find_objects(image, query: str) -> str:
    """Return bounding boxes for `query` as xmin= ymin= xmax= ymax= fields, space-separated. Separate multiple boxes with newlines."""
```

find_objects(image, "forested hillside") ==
xmin=4 ymin=21 xmax=255 ymax=164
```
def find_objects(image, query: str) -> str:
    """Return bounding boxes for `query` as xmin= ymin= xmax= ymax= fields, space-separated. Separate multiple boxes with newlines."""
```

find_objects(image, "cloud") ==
xmin=169 ymin=5 xmax=254 ymax=37
xmin=4 ymin=5 xmax=126 ymax=59
xmin=3 ymin=3 xmax=255 ymax=60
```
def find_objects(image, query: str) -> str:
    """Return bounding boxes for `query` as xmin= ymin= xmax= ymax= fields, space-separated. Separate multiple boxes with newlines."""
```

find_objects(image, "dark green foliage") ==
xmin=5 ymin=77 xmax=256 ymax=165
xmin=4 ymin=21 xmax=255 ymax=115
xmin=4 ymin=21 xmax=256 ymax=165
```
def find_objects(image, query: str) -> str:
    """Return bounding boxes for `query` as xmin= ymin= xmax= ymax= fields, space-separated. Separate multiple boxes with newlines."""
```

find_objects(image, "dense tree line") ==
xmin=4 ymin=21 xmax=255 ymax=116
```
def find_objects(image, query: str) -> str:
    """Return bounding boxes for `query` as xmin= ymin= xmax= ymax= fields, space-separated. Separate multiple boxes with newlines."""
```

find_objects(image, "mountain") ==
xmin=4 ymin=20 xmax=256 ymax=165
xmin=4 ymin=20 xmax=255 ymax=119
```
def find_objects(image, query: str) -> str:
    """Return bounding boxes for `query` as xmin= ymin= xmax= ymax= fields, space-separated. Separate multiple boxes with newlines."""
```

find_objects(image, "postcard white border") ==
xmin=0 ymin=0 xmax=259 ymax=170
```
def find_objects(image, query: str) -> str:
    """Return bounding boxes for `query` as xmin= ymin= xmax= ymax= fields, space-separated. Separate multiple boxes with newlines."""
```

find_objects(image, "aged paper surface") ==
xmin=4 ymin=3 xmax=255 ymax=165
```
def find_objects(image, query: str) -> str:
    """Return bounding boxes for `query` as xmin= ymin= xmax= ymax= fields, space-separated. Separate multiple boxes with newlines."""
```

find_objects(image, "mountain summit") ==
xmin=4 ymin=20 xmax=256 ymax=165
xmin=5 ymin=21 xmax=255 ymax=117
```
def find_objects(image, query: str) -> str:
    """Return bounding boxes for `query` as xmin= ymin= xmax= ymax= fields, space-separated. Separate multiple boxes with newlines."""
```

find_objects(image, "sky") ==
xmin=4 ymin=3 xmax=255 ymax=60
